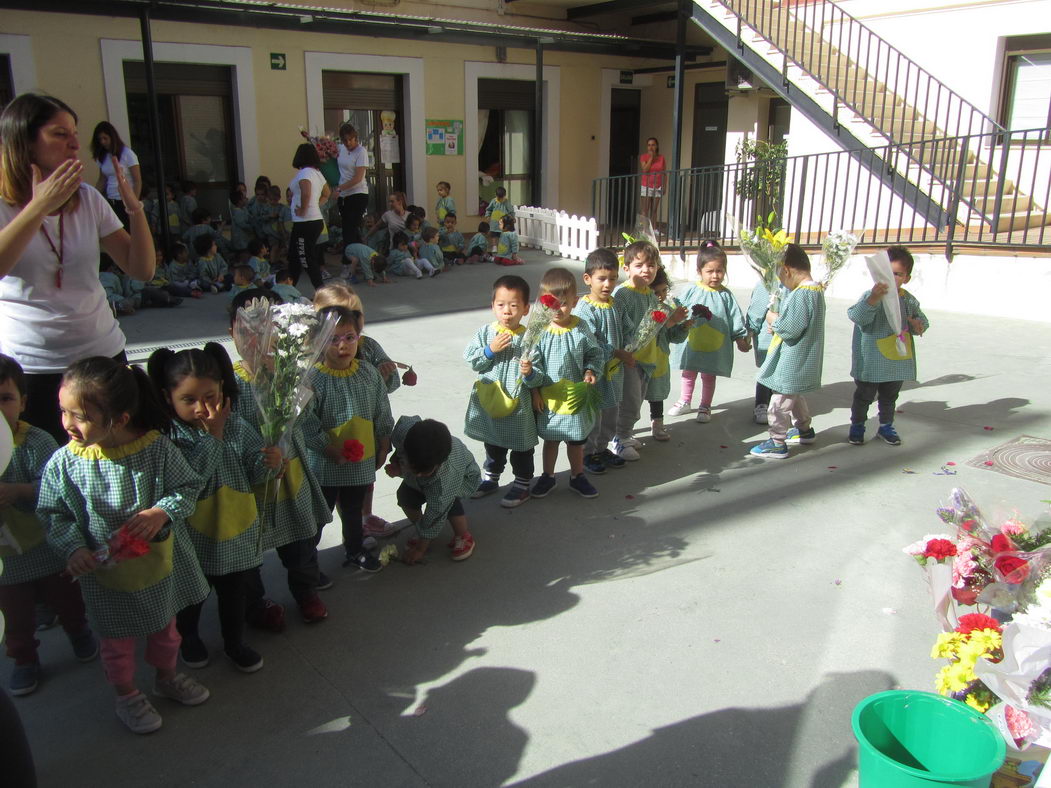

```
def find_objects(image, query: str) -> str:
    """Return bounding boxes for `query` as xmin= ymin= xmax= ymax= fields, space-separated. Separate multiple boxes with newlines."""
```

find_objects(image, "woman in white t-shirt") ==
xmin=288 ymin=143 xmax=332 ymax=289
xmin=336 ymin=122 xmax=369 ymax=251
xmin=91 ymin=121 xmax=141 ymax=230
xmin=0 ymin=94 xmax=155 ymax=443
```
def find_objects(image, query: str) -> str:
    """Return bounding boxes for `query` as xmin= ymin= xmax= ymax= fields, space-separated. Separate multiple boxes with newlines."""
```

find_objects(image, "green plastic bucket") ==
xmin=852 ymin=690 xmax=1005 ymax=787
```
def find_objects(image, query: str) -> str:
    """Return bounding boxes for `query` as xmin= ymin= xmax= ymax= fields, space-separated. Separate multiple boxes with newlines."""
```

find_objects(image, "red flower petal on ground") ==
xmin=539 ymin=294 xmax=561 ymax=309
xmin=955 ymin=613 xmax=1002 ymax=634
xmin=652 ymin=310 xmax=667 ymax=323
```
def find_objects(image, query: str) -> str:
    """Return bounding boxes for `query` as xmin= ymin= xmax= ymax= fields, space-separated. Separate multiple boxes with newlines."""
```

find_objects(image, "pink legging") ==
xmin=679 ymin=371 xmax=717 ymax=407
xmin=99 ymin=617 xmax=181 ymax=688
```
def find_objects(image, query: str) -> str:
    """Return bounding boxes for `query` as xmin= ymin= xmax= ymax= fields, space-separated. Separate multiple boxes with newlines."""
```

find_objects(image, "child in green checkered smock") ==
xmin=751 ymin=245 xmax=827 ymax=460
xmin=464 ymin=275 xmax=541 ymax=508
xmin=669 ymin=244 xmax=750 ymax=424
xmin=645 ymin=269 xmax=689 ymax=440
xmin=745 ymin=281 xmax=781 ymax=424
xmin=846 ymin=246 xmax=929 ymax=446
xmin=527 ymin=268 xmax=606 ymax=500
xmin=434 ymin=182 xmax=456 ymax=222
xmin=0 ymin=354 xmax=95 ymax=696
xmin=307 ymin=306 xmax=394 ymax=571
xmin=149 ymin=344 xmax=283 ymax=673
xmin=390 ymin=416 xmax=480 ymax=565
xmin=37 ymin=357 xmax=211 ymax=730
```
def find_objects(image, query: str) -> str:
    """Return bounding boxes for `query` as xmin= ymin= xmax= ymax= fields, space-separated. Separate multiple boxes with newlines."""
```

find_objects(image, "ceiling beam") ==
xmin=631 ymin=10 xmax=679 ymax=25
xmin=566 ymin=0 xmax=668 ymax=21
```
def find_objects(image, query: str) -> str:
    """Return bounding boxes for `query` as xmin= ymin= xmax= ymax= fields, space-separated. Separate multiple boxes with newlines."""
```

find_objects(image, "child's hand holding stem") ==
xmin=666 ymin=304 xmax=688 ymax=327
xmin=121 ymin=507 xmax=169 ymax=541
xmin=867 ymin=282 xmax=890 ymax=305
xmin=584 ymin=369 xmax=597 ymax=385
xmin=612 ymin=348 xmax=635 ymax=368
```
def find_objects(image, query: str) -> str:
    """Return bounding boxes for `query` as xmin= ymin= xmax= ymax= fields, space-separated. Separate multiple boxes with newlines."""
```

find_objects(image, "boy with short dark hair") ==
xmin=270 ymin=268 xmax=308 ymax=304
xmin=194 ymin=235 xmax=229 ymax=293
xmin=466 ymin=221 xmax=491 ymax=264
xmin=439 ymin=212 xmax=465 ymax=266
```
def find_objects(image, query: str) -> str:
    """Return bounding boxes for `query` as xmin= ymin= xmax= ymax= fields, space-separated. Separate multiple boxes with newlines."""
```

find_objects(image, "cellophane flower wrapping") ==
xmin=819 ymin=230 xmax=860 ymax=290
xmin=731 ymin=214 xmax=786 ymax=312
xmin=234 ymin=299 xmax=338 ymax=452
xmin=619 ymin=215 xmax=660 ymax=266
xmin=864 ymin=249 xmax=907 ymax=356
xmin=299 ymin=127 xmax=339 ymax=162
xmin=520 ymin=293 xmax=561 ymax=362
xmin=626 ymin=308 xmax=669 ymax=356
xmin=93 ymin=526 xmax=151 ymax=568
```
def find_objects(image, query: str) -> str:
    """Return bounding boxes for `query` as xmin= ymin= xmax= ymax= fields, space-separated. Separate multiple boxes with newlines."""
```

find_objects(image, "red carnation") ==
xmin=401 ymin=367 xmax=418 ymax=386
xmin=991 ymin=534 xmax=1015 ymax=553
xmin=923 ymin=538 xmax=957 ymax=561
xmin=342 ymin=439 xmax=365 ymax=463
xmin=955 ymin=613 xmax=1002 ymax=634
xmin=110 ymin=527 xmax=150 ymax=562
xmin=539 ymin=294 xmax=561 ymax=310
xmin=995 ymin=555 xmax=1030 ymax=583
xmin=691 ymin=304 xmax=713 ymax=321
xmin=652 ymin=310 xmax=667 ymax=323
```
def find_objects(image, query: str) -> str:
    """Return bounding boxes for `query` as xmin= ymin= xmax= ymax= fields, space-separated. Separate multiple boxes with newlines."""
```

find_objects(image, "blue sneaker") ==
xmin=600 ymin=449 xmax=627 ymax=469
xmin=10 ymin=662 xmax=40 ymax=696
xmin=569 ymin=474 xmax=599 ymax=498
xmin=583 ymin=453 xmax=607 ymax=475
xmin=786 ymin=426 xmax=816 ymax=445
xmin=500 ymin=486 xmax=531 ymax=508
xmin=530 ymin=474 xmax=557 ymax=498
xmin=70 ymin=629 xmax=99 ymax=662
xmin=750 ymin=439 xmax=789 ymax=460
xmin=848 ymin=424 xmax=865 ymax=445
xmin=471 ymin=479 xmax=499 ymax=499
xmin=877 ymin=423 xmax=902 ymax=446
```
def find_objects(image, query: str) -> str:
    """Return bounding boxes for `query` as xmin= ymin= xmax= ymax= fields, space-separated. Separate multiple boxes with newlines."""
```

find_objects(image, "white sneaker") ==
xmin=621 ymin=436 xmax=642 ymax=448
xmin=695 ymin=406 xmax=712 ymax=423
xmin=154 ymin=672 xmax=210 ymax=706
xmin=116 ymin=691 xmax=163 ymax=734
xmin=667 ymin=401 xmax=691 ymax=417
xmin=651 ymin=419 xmax=670 ymax=441
xmin=610 ymin=437 xmax=640 ymax=461
xmin=753 ymin=404 xmax=768 ymax=424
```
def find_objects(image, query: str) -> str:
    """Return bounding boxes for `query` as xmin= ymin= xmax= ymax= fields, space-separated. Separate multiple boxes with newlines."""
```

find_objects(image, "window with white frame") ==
xmin=1001 ymin=35 xmax=1051 ymax=134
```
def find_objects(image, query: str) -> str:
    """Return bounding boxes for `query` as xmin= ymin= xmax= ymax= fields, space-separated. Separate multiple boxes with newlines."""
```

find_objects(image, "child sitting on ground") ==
xmin=417 ymin=227 xmax=443 ymax=276
xmin=465 ymin=274 xmax=541 ymax=508
xmin=389 ymin=416 xmax=479 ymax=565
xmin=668 ymin=242 xmax=750 ymax=424
xmin=528 ymin=267 xmax=605 ymax=500
xmin=183 ymin=208 xmax=217 ymax=262
xmin=644 ymin=267 xmax=690 ymax=441
xmin=439 ymin=212 xmax=465 ymax=266
xmin=194 ymin=235 xmax=229 ymax=293
xmin=0 ymin=354 xmax=97 ymax=698
xmin=270 ymin=268 xmax=309 ymax=304
xmin=466 ymin=221 xmax=491 ymax=264
xmin=750 ymin=244 xmax=826 ymax=460
xmin=228 ymin=188 xmax=252 ymax=258
xmin=404 ymin=214 xmax=423 ymax=257
xmin=148 ymin=247 xmax=195 ymax=300
xmin=485 ymin=187 xmax=514 ymax=248
xmin=178 ymin=180 xmax=198 ymax=234
xmin=246 ymin=238 xmax=271 ymax=282
xmin=226 ymin=265 xmax=258 ymax=306
xmin=846 ymin=245 xmax=929 ymax=447
xmin=99 ymin=257 xmax=137 ymax=316
xmin=167 ymin=242 xmax=203 ymax=297
xmin=434 ymin=181 xmax=456 ymax=222
xmin=493 ymin=215 xmax=521 ymax=266
xmin=343 ymin=242 xmax=389 ymax=286
xmin=387 ymin=232 xmax=423 ymax=279
xmin=269 ymin=184 xmax=292 ymax=262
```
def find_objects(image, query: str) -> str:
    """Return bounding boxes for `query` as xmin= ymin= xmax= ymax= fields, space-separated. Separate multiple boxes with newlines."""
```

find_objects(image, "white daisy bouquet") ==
xmin=819 ymin=230 xmax=861 ymax=290
xmin=234 ymin=299 xmax=338 ymax=450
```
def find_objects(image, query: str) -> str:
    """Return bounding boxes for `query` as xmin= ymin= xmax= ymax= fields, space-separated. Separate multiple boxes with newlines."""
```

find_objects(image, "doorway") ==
xmin=689 ymin=82 xmax=729 ymax=238
xmin=478 ymin=78 xmax=536 ymax=212
xmin=606 ymin=88 xmax=641 ymax=234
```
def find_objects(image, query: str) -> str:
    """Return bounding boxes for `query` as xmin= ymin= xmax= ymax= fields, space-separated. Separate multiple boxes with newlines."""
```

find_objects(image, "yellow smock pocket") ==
xmin=541 ymin=380 xmax=600 ymax=416
xmin=768 ymin=334 xmax=783 ymax=351
xmin=653 ymin=350 xmax=670 ymax=380
xmin=327 ymin=416 xmax=376 ymax=461
xmin=188 ymin=486 xmax=258 ymax=542
xmin=634 ymin=338 xmax=661 ymax=366
xmin=95 ymin=531 xmax=174 ymax=593
xmin=256 ymin=456 xmax=305 ymax=504
xmin=604 ymin=357 xmax=621 ymax=380
xmin=0 ymin=508 xmax=45 ymax=557
xmin=168 ymin=211 xmax=180 ymax=229
xmin=475 ymin=380 xmax=520 ymax=419
xmin=490 ymin=209 xmax=506 ymax=224
xmin=876 ymin=333 xmax=913 ymax=361
xmin=688 ymin=324 xmax=725 ymax=352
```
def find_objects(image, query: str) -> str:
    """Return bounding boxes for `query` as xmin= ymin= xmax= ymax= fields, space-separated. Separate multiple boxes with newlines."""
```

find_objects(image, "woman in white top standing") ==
xmin=0 ymin=94 xmax=155 ymax=443
xmin=336 ymin=122 xmax=368 ymax=253
xmin=91 ymin=121 xmax=141 ymax=230
xmin=288 ymin=142 xmax=331 ymax=289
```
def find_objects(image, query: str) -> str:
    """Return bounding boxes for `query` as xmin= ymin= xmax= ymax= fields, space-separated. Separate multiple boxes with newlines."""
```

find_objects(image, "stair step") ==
xmin=977 ymin=193 xmax=1033 ymax=213
xmin=992 ymin=210 xmax=1051 ymax=233
xmin=959 ymin=178 xmax=1016 ymax=197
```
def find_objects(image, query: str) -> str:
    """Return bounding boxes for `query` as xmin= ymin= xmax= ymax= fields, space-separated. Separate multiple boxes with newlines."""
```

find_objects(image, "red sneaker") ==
xmin=450 ymin=533 xmax=475 ymax=562
xmin=299 ymin=594 xmax=328 ymax=623
xmin=245 ymin=599 xmax=285 ymax=632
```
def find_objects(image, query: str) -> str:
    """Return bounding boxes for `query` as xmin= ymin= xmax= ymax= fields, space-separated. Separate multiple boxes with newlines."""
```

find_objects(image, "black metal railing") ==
xmin=591 ymin=127 xmax=1051 ymax=257
xmin=716 ymin=0 xmax=1004 ymax=144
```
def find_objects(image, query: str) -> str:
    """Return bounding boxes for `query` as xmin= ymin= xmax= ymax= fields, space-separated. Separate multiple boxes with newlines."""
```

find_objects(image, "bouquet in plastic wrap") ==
xmin=864 ymin=249 xmax=908 ymax=356
xmin=92 ymin=525 xmax=151 ymax=569
xmin=233 ymin=298 xmax=338 ymax=452
xmin=819 ymin=229 xmax=861 ymax=290
xmin=731 ymin=212 xmax=787 ymax=311
xmin=512 ymin=293 xmax=562 ymax=397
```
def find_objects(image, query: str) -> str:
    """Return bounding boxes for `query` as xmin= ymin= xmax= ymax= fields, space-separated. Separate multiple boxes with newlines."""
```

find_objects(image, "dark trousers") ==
xmin=0 ymin=573 xmax=88 ymax=665
xmin=851 ymin=379 xmax=904 ymax=425
xmin=22 ymin=349 xmax=127 ymax=445
xmin=649 ymin=400 xmax=663 ymax=420
xmin=288 ymin=219 xmax=324 ymax=289
xmin=107 ymin=197 xmax=129 ymax=231
xmin=245 ymin=538 xmax=320 ymax=607
xmin=176 ymin=569 xmax=251 ymax=651
xmin=339 ymin=194 xmax=369 ymax=249
xmin=321 ymin=485 xmax=369 ymax=557
xmin=755 ymin=382 xmax=772 ymax=407
xmin=483 ymin=443 xmax=535 ymax=480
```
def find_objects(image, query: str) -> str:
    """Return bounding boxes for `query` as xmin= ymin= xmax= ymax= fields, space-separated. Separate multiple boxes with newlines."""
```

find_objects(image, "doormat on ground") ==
xmin=967 ymin=435 xmax=1051 ymax=486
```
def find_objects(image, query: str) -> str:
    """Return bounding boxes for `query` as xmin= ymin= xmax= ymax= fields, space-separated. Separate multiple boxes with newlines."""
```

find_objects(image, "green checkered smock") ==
xmin=613 ymin=283 xmax=660 ymax=375
xmin=746 ymin=282 xmax=781 ymax=367
xmin=573 ymin=297 xmax=625 ymax=410
xmin=232 ymin=363 xmax=328 ymax=550
xmin=757 ymin=283 xmax=826 ymax=395
xmin=345 ymin=243 xmax=380 ymax=283
xmin=847 ymin=288 xmax=929 ymax=383
xmin=674 ymin=284 xmax=748 ymax=377
xmin=463 ymin=322 xmax=541 ymax=453
xmin=533 ymin=317 xmax=605 ymax=442
xmin=170 ymin=415 xmax=273 ymax=576
xmin=0 ymin=422 xmax=64 ymax=585
xmin=307 ymin=361 xmax=394 ymax=488
xmin=38 ymin=431 xmax=209 ymax=638
xmin=646 ymin=298 xmax=689 ymax=402
xmin=358 ymin=335 xmax=401 ymax=394
xmin=391 ymin=416 xmax=480 ymax=540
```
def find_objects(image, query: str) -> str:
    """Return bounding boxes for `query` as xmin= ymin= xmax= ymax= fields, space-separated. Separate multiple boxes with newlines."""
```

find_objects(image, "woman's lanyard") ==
xmin=40 ymin=214 xmax=64 ymax=289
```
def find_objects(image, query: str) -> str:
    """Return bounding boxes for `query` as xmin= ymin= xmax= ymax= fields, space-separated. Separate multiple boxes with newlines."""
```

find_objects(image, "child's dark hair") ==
xmin=392 ymin=231 xmax=409 ymax=248
xmin=444 ymin=212 xmax=457 ymax=221
xmin=624 ymin=240 xmax=660 ymax=268
xmin=372 ymin=255 xmax=388 ymax=275
xmin=253 ymin=176 xmax=271 ymax=192
xmin=273 ymin=268 xmax=292 ymax=284
xmin=229 ymin=187 xmax=245 ymax=205
xmin=478 ymin=221 xmax=490 ymax=234
xmin=317 ymin=305 xmax=363 ymax=332
xmin=422 ymin=227 xmax=439 ymax=243
xmin=493 ymin=274 xmax=530 ymax=303
xmin=61 ymin=357 xmax=170 ymax=434
xmin=652 ymin=267 xmax=670 ymax=289
xmin=193 ymin=233 xmax=216 ymax=257
xmin=500 ymin=215 xmax=515 ymax=232
xmin=696 ymin=240 xmax=727 ymax=271
xmin=191 ymin=208 xmax=209 ymax=225
xmin=247 ymin=237 xmax=267 ymax=256
xmin=437 ymin=181 xmax=451 ymax=190
xmin=887 ymin=245 xmax=914 ymax=275
xmin=233 ymin=264 xmax=255 ymax=282
xmin=585 ymin=247 xmax=619 ymax=275
xmin=229 ymin=288 xmax=282 ymax=327
xmin=0 ymin=353 xmax=26 ymax=397
xmin=147 ymin=342 xmax=239 ymax=416
xmin=539 ymin=267 xmax=576 ymax=302
xmin=495 ymin=186 xmax=507 ymax=199
xmin=169 ymin=241 xmax=188 ymax=261
xmin=781 ymin=243 xmax=811 ymax=272
xmin=403 ymin=419 xmax=452 ymax=474
xmin=406 ymin=214 xmax=421 ymax=228
xmin=410 ymin=205 xmax=426 ymax=220
xmin=181 ymin=180 xmax=197 ymax=194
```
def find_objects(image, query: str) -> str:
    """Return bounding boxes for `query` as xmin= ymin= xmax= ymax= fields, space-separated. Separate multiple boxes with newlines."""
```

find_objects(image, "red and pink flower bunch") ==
xmin=299 ymin=128 xmax=339 ymax=162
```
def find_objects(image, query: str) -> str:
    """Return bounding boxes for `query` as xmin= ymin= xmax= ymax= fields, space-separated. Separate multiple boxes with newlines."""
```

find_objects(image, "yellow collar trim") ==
xmin=696 ymin=282 xmax=723 ymax=292
xmin=797 ymin=284 xmax=823 ymax=292
xmin=233 ymin=361 xmax=253 ymax=382
xmin=492 ymin=322 xmax=526 ymax=335
xmin=583 ymin=296 xmax=612 ymax=309
xmin=546 ymin=316 xmax=579 ymax=334
xmin=625 ymin=284 xmax=652 ymax=295
xmin=317 ymin=359 xmax=360 ymax=377
xmin=68 ymin=430 xmax=160 ymax=460
xmin=13 ymin=420 xmax=30 ymax=447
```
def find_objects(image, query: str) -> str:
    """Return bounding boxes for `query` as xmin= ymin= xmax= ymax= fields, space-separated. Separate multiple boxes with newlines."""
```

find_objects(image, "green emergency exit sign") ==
xmin=270 ymin=53 xmax=286 ymax=70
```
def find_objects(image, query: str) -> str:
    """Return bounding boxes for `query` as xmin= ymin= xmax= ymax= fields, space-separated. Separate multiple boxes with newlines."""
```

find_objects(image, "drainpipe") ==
xmin=534 ymin=39 xmax=546 ymax=208
xmin=139 ymin=6 xmax=171 ymax=258
xmin=668 ymin=0 xmax=687 ymax=247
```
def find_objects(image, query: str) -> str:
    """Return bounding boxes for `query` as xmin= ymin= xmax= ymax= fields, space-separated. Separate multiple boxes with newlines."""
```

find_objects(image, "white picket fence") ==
xmin=516 ymin=206 xmax=599 ymax=262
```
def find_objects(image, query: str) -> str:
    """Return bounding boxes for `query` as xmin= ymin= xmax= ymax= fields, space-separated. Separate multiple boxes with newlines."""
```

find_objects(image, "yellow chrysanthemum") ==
xmin=931 ymin=632 xmax=966 ymax=659
xmin=965 ymin=693 xmax=991 ymax=713
xmin=935 ymin=663 xmax=973 ymax=694
xmin=968 ymin=629 xmax=1002 ymax=654
xmin=958 ymin=640 xmax=995 ymax=664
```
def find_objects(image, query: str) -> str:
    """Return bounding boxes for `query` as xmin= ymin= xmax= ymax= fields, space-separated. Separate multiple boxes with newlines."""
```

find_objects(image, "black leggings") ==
xmin=177 ymin=569 xmax=252 ymax=650
xmin=339 ymin=194 xmax=369 ymax=249
xmin=288 ymin=219 xmax=324 ymax=289
xmin=649 ymin=400 xmax=663 ymax=420
xmin=321 ymin=485 xmax=369 ymax=557
xmin=244 ymin=538 xmax=320 ymax=607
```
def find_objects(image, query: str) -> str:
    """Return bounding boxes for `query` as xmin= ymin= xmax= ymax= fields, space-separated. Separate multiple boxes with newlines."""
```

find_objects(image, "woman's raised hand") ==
xmin=113 ymin=157 xmax=143 ymax=214
xmin=30 ymin=159 xmax=82 ymax=215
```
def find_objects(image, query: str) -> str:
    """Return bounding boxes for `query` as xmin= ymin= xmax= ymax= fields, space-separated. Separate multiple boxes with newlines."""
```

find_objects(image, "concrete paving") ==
xmin=7 ymin=249 xmax=1051 ymax=786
